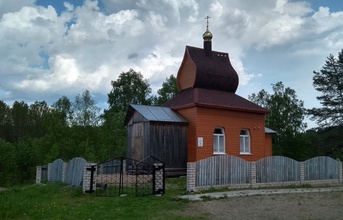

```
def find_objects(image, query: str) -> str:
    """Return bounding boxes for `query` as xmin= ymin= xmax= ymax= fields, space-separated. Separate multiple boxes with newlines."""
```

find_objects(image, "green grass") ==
xmin=0 ymin=177 xmax=205 ymax=220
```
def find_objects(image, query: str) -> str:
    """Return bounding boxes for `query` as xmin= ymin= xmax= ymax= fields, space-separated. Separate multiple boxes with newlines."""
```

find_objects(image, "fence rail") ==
xmin=187 ymin=155 xmax=342 ymax=191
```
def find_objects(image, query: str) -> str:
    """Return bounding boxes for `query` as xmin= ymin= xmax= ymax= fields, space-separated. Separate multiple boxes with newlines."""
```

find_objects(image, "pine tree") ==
xmin=309 ymin=49 xmax=343 ymax=127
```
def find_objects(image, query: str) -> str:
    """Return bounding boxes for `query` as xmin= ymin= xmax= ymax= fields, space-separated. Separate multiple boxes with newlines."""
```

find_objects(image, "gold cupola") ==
xmin=203 ymin=16 xmax=212 ymax=55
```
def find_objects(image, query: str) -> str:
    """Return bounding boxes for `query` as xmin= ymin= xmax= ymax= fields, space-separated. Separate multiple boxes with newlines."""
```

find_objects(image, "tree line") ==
xmin=0 ymin=70 xmax=177 ymax=186
xmin=0 ymin=50 xmax=342 ymax=186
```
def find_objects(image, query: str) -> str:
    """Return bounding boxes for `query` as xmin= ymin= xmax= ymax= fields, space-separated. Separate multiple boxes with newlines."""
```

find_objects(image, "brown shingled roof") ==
xmin=162 ymin=88 xmax=270 ymax=114
xmin=186 ymin=46 xmax=239 ymax=93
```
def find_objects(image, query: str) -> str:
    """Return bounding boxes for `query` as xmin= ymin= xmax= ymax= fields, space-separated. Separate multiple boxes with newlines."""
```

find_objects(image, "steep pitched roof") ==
xmin=177 ymin=46 xmax=239 ymax=93
xmin=162 ymin=88 xmax=270 ymax=114
xmin=124 ymin=104 xmax=188 ymax=125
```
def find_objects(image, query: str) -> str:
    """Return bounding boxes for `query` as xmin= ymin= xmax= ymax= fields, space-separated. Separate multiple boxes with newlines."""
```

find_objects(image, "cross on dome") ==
xmin=203 ymin=15 xmax=213 ymax=41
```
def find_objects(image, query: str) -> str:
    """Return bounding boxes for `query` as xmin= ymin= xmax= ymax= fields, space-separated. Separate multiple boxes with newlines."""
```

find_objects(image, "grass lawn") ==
xmin=0 ymin=177 xmax=203 ymax=220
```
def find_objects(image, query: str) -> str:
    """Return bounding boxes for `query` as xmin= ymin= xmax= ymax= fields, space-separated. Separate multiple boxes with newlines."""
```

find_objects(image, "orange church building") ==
xmin=125 ymin=22 xmax=275 ymax=174
xmin=162 ymin=25 xmax=275 ymax=162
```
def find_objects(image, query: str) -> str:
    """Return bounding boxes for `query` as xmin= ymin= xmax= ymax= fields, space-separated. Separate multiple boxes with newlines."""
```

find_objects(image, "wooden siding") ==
xmin=126 ymin=111 xmax=149 ymax=125
xmin=177 ymin=53 xmax=196 ymax=91
xmin=149 ymin=123 xmax=187 ymax=168
xmin=127 ymin=122 xmax=147 ymax=161
xmin=194 ymin=106 xmax=267 ymax=161
xmin=126 ymin=113 xmax=187 ymax=172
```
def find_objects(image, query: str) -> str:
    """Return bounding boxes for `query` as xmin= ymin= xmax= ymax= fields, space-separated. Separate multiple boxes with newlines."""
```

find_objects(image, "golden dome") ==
xmin=203 ymin=28 xmax=213 ymax=41
xmin=203 ymin=16 xmax=212 ymax=41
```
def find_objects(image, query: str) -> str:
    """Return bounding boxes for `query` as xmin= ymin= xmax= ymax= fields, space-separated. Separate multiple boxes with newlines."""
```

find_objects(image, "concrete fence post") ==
xmin=250 ymin=162 xmax=256 ymax=187
xmin=300 ymin=162 xmax=305 ymax=184
xmin=47 ymin=163 xmax=52 ymax=182
xmin=186 ymin=162 xmax=196 ymax=192
xmin=36 ymin=166 xmax=42 ymax=184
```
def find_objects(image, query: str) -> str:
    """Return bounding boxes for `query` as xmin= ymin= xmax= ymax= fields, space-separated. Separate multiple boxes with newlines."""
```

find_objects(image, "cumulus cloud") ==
xmin=0 ymin=0 xmax=342 ymax=116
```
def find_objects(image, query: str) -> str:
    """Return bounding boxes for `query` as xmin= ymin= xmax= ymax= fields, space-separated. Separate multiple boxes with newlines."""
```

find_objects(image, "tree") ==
xmin=304 ymin=126 xmax=343 ymax=161
xmin=249 ymin=82 xmax=308 ymax=160
xmin=309 ymin=49 xmax=343 ymax=127
xmin=52 ymin=96 xmax=73 ymax=126
xmin=72 ymin=90 xmax=101 ymax=126
xmin=0 ymin=139 xmax=18 ymax=185
xmin=153 ymin=74 xmax=178 ymax=105
xmin=0 ymin=101 xmax=12 ymax=142
xmin=10 ymin=101 xmax=30 ymax=142
xmin=28 ymin=101 xmax=51 ymax=138
xmin=107 ymin=69 xmax=152 ymax=113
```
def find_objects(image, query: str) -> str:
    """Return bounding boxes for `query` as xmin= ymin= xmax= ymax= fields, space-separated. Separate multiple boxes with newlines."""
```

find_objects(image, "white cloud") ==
xmin=0 ymin=0 xmax=35 ymax=18
xmin=0 ymin=0 xmax=342 ymax=129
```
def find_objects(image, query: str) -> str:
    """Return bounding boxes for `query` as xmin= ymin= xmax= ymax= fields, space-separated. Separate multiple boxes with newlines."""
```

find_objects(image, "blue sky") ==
xmin=1 ymin=0 xmax=343 ymax=128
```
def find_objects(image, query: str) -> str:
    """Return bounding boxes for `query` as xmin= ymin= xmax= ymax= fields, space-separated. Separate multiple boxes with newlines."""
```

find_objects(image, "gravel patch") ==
xmin=177 ymin=191 xmax=343 ymax=219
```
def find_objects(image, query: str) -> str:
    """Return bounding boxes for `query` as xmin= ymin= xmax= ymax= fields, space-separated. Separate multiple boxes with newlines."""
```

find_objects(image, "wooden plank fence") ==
xmin=196 ymin=155 xmax=250 ymax=187
xmin=256 ymin=156 xmax=299 ymax=183
xmin=187 ymin=155 xmax=342 ymax=191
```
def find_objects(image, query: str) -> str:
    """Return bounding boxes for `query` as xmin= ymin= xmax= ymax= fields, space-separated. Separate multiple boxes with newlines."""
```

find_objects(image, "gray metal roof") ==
xmin=265 ymin=127 xmax=277 ymax=134
xmin=129 ymin=104 xmax=188 ymax=123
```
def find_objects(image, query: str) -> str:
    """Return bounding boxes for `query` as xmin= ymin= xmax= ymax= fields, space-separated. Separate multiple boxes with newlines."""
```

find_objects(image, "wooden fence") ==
xmin=187 ymin=155 xmax=343 ymax=191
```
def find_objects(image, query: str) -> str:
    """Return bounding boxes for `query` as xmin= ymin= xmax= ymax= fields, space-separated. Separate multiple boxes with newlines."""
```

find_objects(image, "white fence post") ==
xmin=36 ymin=166 xmax=42 ymax=184
xmin=47 ymin=163 xmax=52 ymax=182
xmin=187 ymin=162 xmax=196 ymax=192
xmin=82 ymin=163 xmax=97 ymax=193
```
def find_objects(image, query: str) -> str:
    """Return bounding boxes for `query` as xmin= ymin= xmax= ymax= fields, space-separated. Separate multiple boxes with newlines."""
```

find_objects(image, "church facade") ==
xmin=125 ymin=22 xmax=275 ymax=175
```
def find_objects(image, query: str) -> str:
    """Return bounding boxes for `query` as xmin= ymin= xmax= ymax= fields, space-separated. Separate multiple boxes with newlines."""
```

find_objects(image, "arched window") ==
xmin=240 ymin=129 xmax=250 ymax=154
xmin=213 ymin=128 xmax=225 ymax=154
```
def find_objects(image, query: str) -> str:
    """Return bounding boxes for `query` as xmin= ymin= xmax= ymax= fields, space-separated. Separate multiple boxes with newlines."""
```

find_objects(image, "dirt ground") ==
xmin=178 ymin=191 xmax=343 ymax=219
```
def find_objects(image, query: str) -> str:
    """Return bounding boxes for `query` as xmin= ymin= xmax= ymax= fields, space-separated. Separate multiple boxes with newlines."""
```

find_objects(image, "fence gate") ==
xmin=92 ymin=156 xmax=165 ymax=197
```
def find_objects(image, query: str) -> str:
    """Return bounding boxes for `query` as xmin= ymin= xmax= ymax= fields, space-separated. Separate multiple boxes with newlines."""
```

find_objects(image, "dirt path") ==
xmin=178 ymin=191 xmax=343 ymax=219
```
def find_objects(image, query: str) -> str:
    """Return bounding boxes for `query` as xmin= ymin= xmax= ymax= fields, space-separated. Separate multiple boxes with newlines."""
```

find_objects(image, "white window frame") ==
xmin=213 ymin=128 xmax=225 ymax=154
xmin=240 ymin=129 xmax=251 ymax=154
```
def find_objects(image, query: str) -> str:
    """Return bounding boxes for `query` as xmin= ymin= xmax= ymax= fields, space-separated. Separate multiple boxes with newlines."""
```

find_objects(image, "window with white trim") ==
xmin=240 ymin=129 xmax=250 ymax=154
xmin=213 ymin=128 xmax=225 ymax=154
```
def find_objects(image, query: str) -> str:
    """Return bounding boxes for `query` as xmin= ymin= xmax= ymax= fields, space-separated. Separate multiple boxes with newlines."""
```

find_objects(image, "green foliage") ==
xmin=100 ymin=110 xmax=127 ymax=159
xmin=0 ymin=101 xmax=11 ymax=141
xmin=249 ymin=82 xmax=308 ymax=160
xmin=14 ymin=139 xmax=39 ymax=184
xmin=52 ymin=95 xmax=73 ymax=125
xmin=309 ymin=49 xmax=343 ymax=127
xmin=0 ymin=139 xmax=18 ymax=186
xmin=72 ymin=90 xmax=101 ymax=126
xmin=304 ymin=126 xmax=343 ymax=161
xmin=107 ymin=69 xmax=152 ymax=113
xmin=152 ymin=74 xmax=179 ymax=105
